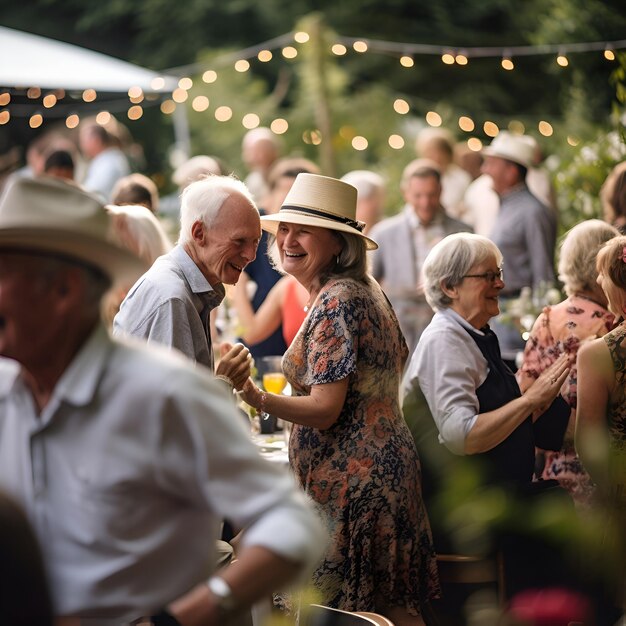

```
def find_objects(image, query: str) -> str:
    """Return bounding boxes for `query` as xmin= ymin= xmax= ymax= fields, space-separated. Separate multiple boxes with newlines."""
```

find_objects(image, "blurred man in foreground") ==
xmin=0 ymin=177 xmax=326 ymax=625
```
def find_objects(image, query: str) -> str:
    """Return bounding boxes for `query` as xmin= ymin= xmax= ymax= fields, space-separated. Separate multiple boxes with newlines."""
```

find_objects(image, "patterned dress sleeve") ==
xmin=305 ymin=281 xmax=359 ymax=386
xmin=520 ymin=306 xmax=557 ymax=380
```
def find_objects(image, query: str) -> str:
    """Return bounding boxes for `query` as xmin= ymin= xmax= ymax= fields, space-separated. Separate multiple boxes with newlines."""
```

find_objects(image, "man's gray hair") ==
xmin=340 ymin=170 xmax=385 ymax=200
xmin=178 ymin=175 xmax=256 ymax=245
xmin=423 ymin=233 xmax=503 ymax=311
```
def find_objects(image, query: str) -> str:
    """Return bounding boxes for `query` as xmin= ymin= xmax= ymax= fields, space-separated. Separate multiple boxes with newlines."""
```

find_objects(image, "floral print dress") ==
xmin=519 ymin=294 xmax=614 ymax=507
xmin=283 ymin=277 xmax=440 ymax=615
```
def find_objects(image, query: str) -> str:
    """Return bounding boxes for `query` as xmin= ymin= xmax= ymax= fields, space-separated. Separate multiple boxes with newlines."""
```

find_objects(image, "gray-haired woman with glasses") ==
xmin=402 ymin=232 xmax=574 ymax=597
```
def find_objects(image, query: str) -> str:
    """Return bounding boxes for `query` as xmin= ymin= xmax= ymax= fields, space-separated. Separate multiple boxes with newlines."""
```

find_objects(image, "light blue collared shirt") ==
xmin=113 ymin=244 xmax=225 ymax=370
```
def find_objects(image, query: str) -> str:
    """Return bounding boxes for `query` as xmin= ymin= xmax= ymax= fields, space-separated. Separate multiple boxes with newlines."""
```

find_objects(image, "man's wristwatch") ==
xmin=207 ymin=575 xmax=237 ymax=614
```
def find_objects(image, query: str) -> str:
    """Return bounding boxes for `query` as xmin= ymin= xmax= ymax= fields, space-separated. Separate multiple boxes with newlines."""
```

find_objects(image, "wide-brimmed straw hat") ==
xmin=0 ymin=176 xmax=147 ymax=283
xmin=260 ymin=173 xmax=378 ymax=250
xmin=482 ymin=131 xmax=535 ymax=169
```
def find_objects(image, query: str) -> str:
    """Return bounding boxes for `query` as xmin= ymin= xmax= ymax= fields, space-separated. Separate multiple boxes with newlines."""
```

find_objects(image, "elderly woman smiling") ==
xmin=241 ymin=173 xmax=439 ymax=625
xmin=401 ymin=233 xmax=573 ymax=583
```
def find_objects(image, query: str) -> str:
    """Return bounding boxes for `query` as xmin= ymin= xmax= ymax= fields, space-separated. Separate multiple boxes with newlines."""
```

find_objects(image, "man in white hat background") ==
xmin=113 ymin=175 xmax=260 ymax=388
xmin=0 ymin=176 xmax=326 ymax=624
xmin=461 ymin=133 xmax=557 ymax=237
xmin=369 ymin=161 xmax=472 ymax=358
xmin=481 ymin=131 xmax=557 ymax=365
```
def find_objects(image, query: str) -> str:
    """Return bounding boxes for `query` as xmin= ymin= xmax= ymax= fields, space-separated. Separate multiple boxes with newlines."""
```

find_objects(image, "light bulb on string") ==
xmin=282 ymin=46 xmax=298 ymax=59
xmin=353 ymin=41 xmax=368 ymax=53
xmin=294 ymin=31 xmax=309 ymax=44
xmin=501 ymin=56 xmax=514 ymax=70
xmin=441 ymin=52 xmax=455 ymax=65
xmin=556 ymin=52 xmax=569 ymax=67
xmin=400 ymin=55 xmax=414 ymax=68
xmin=332 ymin=43 xmax=347 ymax=56
xmin=604 ymin=47 xmax=616 ymax=61
xmin=455 ymin=52 xmax=468 ymax=65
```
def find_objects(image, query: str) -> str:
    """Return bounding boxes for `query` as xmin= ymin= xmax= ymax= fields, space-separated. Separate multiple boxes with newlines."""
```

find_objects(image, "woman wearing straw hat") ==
xmin=241 ymin=173 xmax=440 ymax=624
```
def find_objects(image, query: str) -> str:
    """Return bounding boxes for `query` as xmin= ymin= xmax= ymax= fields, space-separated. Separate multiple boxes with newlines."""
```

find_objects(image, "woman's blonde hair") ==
xmin=558 ymin=219 xmax=619 ymax=296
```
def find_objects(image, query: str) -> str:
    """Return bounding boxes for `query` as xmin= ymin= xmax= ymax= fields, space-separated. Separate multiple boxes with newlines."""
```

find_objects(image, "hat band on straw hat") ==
xmin=280 ymin=205 xmax=365 ymax=232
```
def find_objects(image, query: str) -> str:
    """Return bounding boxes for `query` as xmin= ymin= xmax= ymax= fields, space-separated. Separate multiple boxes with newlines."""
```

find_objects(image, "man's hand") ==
xmin=215 ymin=343 xmax=252 ymax=391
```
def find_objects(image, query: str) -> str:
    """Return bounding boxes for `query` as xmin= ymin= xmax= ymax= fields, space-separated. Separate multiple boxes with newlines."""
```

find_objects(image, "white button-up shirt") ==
xmin=402 ymin=308 xmax=488 ymax=454
xmin=0 ymin=326 xmax=326 ymax=623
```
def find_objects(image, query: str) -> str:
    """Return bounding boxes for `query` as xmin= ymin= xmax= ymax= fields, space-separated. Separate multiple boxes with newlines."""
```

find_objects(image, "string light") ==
xmin=270 ymin=118 xmax=289 ymax=134
xmin=501 ymin=57 xmax=514 ymax=70
xmin=178 ymin=77 xmax=193 ymax=90
xmin=425 ymin=111 xmax=442 ymax=127
xmin=27 ymin=87 xmax=41 ymax=99
xmin=160 ymin=100 xmax=176 ymax=114
xmin=400 ymin=55 xmax=414 ymax=67
xmin=29 ymin=113 xmax=43 ymax=128
xmin=172 ymin=88 xmax=188 ymax=103
xmin=65 ymin=114 xmax=80 ymax=129
xmin=151 ymin=77 xmax=165 ymax=90
xmin=203 ymin=70 xmax=218 ymax=83
xmin=604 ymin=47 xmax=616 ymax=61
xmin=234 ymin=60 xmax=250 ymax=72
xmin=242 ymin=113 xmax=260 ymax=129
xmin=339 ymin=126 xmax=356 ymax=140
xmin=467 ymin=138 xmax=483 ymax=151
xmin=294 ymin=31 xmax=309 ymax=44
xmin=393 ymin=99 xmax=410 ymax=114
xmin=282 ymin=46 xmax=298 ymax=59
xmin=388 ymin=134 xmax=405 ymax=149
xmin=353 ymin=41 xmax=368 ymax=53
xmin=458 ymin=116 xmax=475 ymax=132
xmin=567 ymin=135 xmax=581 ymax=146
xmin=43 ymin=94 xmax=57 ymax=108
xmin=215 ymin=106 xmax=233 ymax=121
xmin=96 ymin=111 xmax=111 ymax=125
xmin=538 ymin=120 xmax=553 ymax=136
xmin=332 ymin=43 xmax=347 ymax=56
xmin=258 ymin=50 xmax=273 ymax=62
xmin=441 ymin=52 xmax=455 ymax=65
xmin=455 ymin=52 xmax=468 ymax=65
xmin=556 ymin=53 xmax=569 ymax=67
xmin=352 ymin=136 xmax=368 ymax=150
xmin=0 ymin=110 xmax=9 ymax=125
xmin=508 ymin=120 xmax=525 ymax=134
xmin=0 ymin=93 xmax=10 ymax=106
xmin=483 ymin=121 xmax=499 ymax=137
xmin=128 ymin=86 xmax=143 ymax=99
xmin=192 ymin=96 xmax=209 ymax=112
xmin=129 ymin=92 xmax=144 ymax=104
xmin=82 ymin=89 xmax=97 ymax=102
xmin=128 ymin=105 xmax=143 ymax=120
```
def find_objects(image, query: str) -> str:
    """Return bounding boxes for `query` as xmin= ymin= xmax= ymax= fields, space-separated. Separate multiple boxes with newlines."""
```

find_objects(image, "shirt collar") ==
xmin=52 ymin=324 xmax=113 ymax=407
xmin=171 ymin=244 xmax=225 ymax=303
xmin=403 ymin=204 xmax=444 ymax=228
xmin=440 ymin=307 xmax=486 ymax=336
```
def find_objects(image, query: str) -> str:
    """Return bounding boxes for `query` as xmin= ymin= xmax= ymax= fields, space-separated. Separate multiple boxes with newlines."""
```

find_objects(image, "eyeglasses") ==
xmin=462 ymin=269 xmax=503 ymax=283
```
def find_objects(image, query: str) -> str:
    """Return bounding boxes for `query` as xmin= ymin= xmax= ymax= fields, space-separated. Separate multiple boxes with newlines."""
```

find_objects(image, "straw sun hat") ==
xmin=0 ymin=176 xmax=146 ymax=283
xmin=260 ymin=173 xmax=378 ymax=250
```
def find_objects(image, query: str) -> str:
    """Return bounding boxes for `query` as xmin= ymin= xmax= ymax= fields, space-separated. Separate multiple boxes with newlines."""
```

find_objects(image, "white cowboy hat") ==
xmin=0 ymin=176 xmax=147 ymax=283
xmin=482 ymin=131 xmax=535 ymax=169
xmin=260 ymin=173 xmax=378 ymax=250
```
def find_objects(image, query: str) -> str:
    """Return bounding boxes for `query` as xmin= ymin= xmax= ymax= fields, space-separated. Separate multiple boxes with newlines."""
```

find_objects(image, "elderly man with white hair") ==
xmin=0 ymin=176 xmax=327 ymax=625
xmin=114 ymin=175 xmax=261 ymax=387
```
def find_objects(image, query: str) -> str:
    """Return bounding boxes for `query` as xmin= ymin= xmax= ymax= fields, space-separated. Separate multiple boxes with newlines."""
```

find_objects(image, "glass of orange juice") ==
xmin=262 ymin=372 xmax=287 ymax=395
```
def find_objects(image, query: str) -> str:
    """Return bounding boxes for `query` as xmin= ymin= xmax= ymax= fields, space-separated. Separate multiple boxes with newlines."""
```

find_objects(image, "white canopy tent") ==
xmin=0 ymin=26 xmax=178 ymax=92
xmin=0 ymin=26 xmax=189 ymax=156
